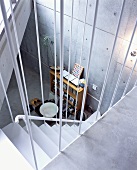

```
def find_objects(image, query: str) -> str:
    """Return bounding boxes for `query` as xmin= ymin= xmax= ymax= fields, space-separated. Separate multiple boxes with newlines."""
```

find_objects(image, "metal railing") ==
xmin=1 ymin=0 xmax=137 ymax=169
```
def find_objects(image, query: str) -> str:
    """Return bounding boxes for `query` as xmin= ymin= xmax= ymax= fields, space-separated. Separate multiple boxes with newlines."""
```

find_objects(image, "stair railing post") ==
xmin=122 ymin=57 xmax=137 ymax=97
xmin=74 ymin=0 xmax=89 ymax=122
xmin=109 ymin=19 xmax=137 ymax=108
xmin=59 ymin=0 xmax=64 ymax=151
xmin=0 ymin=73 xmax=14 ymax=123
xmin=33 ymin=0 xmax=44 ymax=104
xmin=65 ymin=0 xmax=74 ymax=122
xmin=96 ymin=0 xmax=125 ymax=119
xmin=0 ymin=1 xmax=38 ymax=169
xmin=54 ymin=0 xmax=58 ymax=124
xmin=9 ymin=0 xmax=31 ymax=116
xmin=79 ymin=0 xmax=99 ymax=135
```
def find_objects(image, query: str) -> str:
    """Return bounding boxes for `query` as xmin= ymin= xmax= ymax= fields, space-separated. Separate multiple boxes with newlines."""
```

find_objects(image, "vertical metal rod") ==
xmin=79 ymin=0 xmax=99 ymax=134
xmin=0 ymin=73 xmax=14 ymax=123
xmin=74 ymin=0 xmax=89 ymax=121
xmin=109 ymin=19 xmax=137 ymax=108
xmin=96 ymin=0 xmax=125 ymax=119
xmin=0 ymin=1 xmax=38 ymax=169
xmin=134 ymin=75 xmax=137 ymax=86
xmin=65 ymin=0 xmax=74 ymax=121
xmin=134 ymin=79 xmax=137 ymax=87
xmin=59 ymin=0 xmax=64 ymax=151
xmin=33 ymin=0 xmax=44 ymax=104
xmin=122 ymin=57 xmax=137 ymax=97
xmin=54 ymin=0 xmax=58 ymax=124
xmin=9 ymin=0 xmax=31 ymax=116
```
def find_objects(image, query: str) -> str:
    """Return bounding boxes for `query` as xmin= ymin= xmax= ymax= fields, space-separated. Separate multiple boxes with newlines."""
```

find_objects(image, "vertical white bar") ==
xmin=9 ymin=0 xmax=31 ymax=116
xmin=59 ymin=0 xmax=64 ymax=151
xmin=65 ymin=0 xmax=74 ymax=120
xmin=96 ymin=0 xmax=125 ymax=119
xmin=122 ymin=57 xmax=137 ymax=97
xmin=74 ymin=0 xmax=89 ymax=121
xmin=0 ymin=1 xmax=38 ymax=169
xmin=109 ymin=19 xmax=137 ymax=108
xmin=33 ymin=0 xmax=44 ymax=104
xmin=0 ymin=73 xmax=14 ymax=123
xmin=54 ymin=0 xmax=57 ymax=106
xmin=79 ymin=0 xmax=99 ymax=134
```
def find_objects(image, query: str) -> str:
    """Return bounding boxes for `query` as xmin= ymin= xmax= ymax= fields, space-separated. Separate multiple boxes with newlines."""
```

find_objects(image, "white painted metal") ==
xmin=2 ymin=123 xmax=50 ymax=169
xmin=62 ymin=124 xmax=78 ymax=138
xmin=0 ymin=0 xmax=31 ymax=111
xmin=109 ymin=20 xmax=137 ymax=108
xmin=96 ymin=0 xmax=126 ymax=119
xmin=79 ymin=0 xmax=99 ymax=134
xmin=9 ymin=0 xmax=31 ymax=116
xmin=74 ymin=0 xmax=89 ymax=120
xmin=0 ymin=73 xmax=14 ymax=122
xmin=59 ymin=0 xmax=64 ymax=151
xmin=53 ymin=0 xmax=57 ymax=125
xmin=33 ymin=0 xmax=44 ymax=104
xmin=15 ymin=115 xmax=82 ymax=124
xmin=24 ymin=122 xmax=59 ymax=158
xmin=122 ymin=58 xmax=137 ymax=97
xmin=0 ymin=1 xmax=38 ymax=169
xmin=52 ymin=124 xmax=74 ymax=143
xmin=65 ymin=0 xmax=74 ymax=120
xmin=0 ymin=129 xmax=33 ymax=170
xmin=39 ymin=123 xmax=68 ymax=148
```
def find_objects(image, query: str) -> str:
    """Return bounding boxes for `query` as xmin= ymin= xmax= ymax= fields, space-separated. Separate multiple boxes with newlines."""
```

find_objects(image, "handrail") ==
xmin=15 ymin=115 xmax=82 ymax=124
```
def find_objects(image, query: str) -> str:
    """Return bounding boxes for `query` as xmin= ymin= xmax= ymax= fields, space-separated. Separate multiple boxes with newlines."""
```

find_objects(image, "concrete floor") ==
xmin=44 ymin=87 xmax=137 ymax=170
xmin=0 ymin=67 xmax=50 ymax=128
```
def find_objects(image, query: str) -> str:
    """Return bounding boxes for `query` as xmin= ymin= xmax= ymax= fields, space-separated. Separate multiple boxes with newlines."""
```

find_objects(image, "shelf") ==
xmin=51 ymin=89 xmax=74 ymax=106
xmin=50 ymin=70 xmax=83 ymax=92
xmin=50 ymin=70 xmax=84 ymax=112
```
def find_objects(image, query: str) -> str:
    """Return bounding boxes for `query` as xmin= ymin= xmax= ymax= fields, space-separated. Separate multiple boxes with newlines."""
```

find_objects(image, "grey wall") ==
xmin=21 ymin=0 xmax=137 ymax=114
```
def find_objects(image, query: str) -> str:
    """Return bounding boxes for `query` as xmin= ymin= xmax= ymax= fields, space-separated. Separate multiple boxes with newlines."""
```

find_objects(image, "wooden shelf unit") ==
xmin=50 ymin=70 xmax=84 ymax=111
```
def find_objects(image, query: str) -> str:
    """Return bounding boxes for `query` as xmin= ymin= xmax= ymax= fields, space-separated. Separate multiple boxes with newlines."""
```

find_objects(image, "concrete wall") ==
xmin=21 ymin=0 xmax=137 ymax=114
xmin=0 ymin=0 xmax=32 ymax=109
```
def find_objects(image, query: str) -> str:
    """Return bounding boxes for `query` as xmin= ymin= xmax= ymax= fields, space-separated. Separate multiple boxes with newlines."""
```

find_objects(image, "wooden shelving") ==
xmin=50 ymin=70 xmax=84 ymax=111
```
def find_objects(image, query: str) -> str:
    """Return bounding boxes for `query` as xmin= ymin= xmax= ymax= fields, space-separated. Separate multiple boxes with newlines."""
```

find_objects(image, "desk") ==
xmin=50 ymin=70 xmax=84 ymax=112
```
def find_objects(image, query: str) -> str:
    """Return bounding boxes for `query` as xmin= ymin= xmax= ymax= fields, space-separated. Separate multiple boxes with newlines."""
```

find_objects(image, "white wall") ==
xmin=0 ymin=0 xmax=32 ymax=109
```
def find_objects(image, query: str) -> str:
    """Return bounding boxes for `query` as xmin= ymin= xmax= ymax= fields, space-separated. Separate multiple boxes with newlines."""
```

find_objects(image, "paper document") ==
xmin=71 ymin=78 xmax=79 ymax=86
xmin=63 ymin=70 xmax=69 ymax=77
xmin=65 ymin=74 xmax=76 ymax=81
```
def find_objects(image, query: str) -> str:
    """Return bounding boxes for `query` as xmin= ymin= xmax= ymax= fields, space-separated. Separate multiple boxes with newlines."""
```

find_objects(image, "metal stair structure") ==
xmin=0 ymin=111 xmax=97 ymax=170
xmin=1 ymin=87 xmax=137 ymax=170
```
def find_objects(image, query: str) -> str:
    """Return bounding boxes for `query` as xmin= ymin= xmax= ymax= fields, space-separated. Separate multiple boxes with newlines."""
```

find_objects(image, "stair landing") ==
xmin=43 ymin=87 xmax=137 ymax=170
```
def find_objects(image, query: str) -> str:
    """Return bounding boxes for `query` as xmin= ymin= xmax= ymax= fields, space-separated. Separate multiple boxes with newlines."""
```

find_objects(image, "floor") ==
xmin=44 ymin=87 xmax=137 ymax=170
xmin=0 ymin=67 xmax=50 ymax=128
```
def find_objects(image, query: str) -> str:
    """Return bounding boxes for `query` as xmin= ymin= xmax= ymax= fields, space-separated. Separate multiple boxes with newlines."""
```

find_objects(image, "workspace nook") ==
xmin=29 ymin=63 xmax=87 ymax=121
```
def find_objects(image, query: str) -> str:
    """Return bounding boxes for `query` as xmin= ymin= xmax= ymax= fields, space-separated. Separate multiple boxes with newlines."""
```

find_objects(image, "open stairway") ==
xmin=1 ymin=86 xmax=137 ymax=170
xmin=0 ymin=111 xmax=95 ymax=170
xmin=43 ymin=87 xmax=137 ymax=170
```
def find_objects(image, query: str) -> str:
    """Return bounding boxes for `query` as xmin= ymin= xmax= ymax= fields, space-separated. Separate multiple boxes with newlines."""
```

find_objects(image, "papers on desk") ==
xmin=62 ymin=70 xmax=79 ymax=86
xmin=63 ymin=70 xmax=69 ymax=77
xmin=65 ymin=74 xmax=76 ymax=81
xmin=71 ymin=78 xmax=79 ymax=86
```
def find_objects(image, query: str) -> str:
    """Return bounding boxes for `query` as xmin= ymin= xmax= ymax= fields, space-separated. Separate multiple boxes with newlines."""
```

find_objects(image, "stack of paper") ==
xmin=63 ymin=70 xmax=69 ymax=77
xmin=65 ymin=74 xmax=76 ymax=81
xmin=71 ymin=78 xmax=79 ymax=86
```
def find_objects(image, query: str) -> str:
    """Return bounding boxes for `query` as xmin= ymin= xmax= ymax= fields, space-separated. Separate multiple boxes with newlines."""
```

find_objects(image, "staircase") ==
xmin=1 ymin=86 xmax=137 ymax=170
xmin=0 ymin=111 xmax=96 ymax=170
